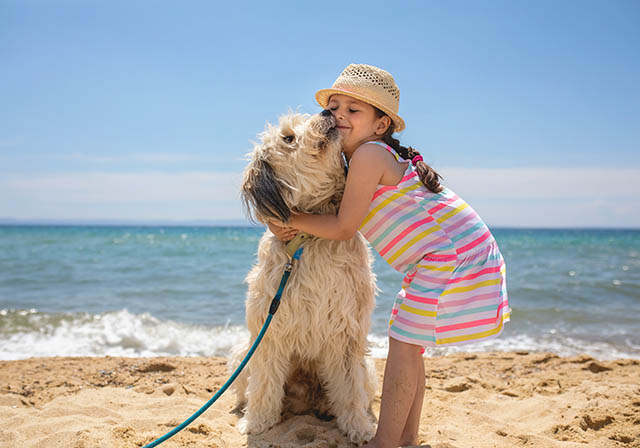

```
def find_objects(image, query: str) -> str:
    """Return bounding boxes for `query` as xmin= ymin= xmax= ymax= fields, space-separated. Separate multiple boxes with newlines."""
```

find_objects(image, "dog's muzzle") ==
xmin=318 ymin=111 xmax=338 ymax=141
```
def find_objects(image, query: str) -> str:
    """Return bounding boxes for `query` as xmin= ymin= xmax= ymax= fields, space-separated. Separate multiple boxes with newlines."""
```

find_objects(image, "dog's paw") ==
xmin=346 ymin=423 xmax=376 ymax=445
xmin=338 ymin=412 xmax=376 ymax=444
xmin=236 ymin=416 xmax=250 ymax=435
xmin=236 ymin=414 xmax=279 ymax=435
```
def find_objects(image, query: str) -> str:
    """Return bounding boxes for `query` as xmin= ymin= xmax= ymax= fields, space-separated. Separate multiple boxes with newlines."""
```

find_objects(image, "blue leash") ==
xmin=141 ymin=245 xmax=305 ymax=448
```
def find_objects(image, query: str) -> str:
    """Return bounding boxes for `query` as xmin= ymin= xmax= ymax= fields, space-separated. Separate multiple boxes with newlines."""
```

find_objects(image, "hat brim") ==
xmin=315 ymin=88 xmax=405 ymax=132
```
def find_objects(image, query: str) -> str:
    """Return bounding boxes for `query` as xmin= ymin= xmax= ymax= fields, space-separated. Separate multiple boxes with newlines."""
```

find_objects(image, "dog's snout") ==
xmin=320 ymin=109 xmax=333 ymax=118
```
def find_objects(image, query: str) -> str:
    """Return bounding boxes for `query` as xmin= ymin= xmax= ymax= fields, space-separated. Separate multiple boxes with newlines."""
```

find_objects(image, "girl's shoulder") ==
xmin=353 ymin=141 xmax=396 ymax=161
xmin=350 ymin=143 xmax=389 ymax=168
xmin=350 ymin=142 xmax=404 ymax=184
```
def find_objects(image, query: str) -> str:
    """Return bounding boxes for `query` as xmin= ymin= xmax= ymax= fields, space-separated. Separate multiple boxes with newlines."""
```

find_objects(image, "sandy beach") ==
xmin=1 ymin=352 xmax=638 ymax=448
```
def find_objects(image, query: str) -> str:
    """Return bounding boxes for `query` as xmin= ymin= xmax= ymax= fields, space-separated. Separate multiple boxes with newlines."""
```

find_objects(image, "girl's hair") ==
xmin=374 ymin=108 xmax=444 ymax=193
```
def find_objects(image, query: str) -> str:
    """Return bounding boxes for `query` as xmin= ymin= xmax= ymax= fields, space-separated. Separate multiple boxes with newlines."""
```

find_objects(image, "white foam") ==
xmin=367 ymin=332 xmax=638 ymax=360
xmin=1 ymin=309 xmax=637 ymax=361
xmin=0 ymin=309 xmax=249 ymax=360
xmin=367 ymin=333 xmax=390 ymax=359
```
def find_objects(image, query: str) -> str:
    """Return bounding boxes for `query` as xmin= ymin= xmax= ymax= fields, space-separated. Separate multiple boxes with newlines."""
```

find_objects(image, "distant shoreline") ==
xmin=0 ymin=219 xmax=261 ymax=228
xmin=1 ymin=219 xmax=639 ymax=231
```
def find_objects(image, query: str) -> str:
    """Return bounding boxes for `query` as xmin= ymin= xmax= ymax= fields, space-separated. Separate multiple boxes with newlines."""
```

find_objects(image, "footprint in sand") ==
xmin=579 ymin=414 xmax=615 ymax=431
xmin=443 ymin=381 xmax=471 ymax=393
xmin=295 ymin=427 xmax=316 ymax=443
xmin=582 ymin=361 xmax=613 ymax=373
xmin=139 ymin=362 xmax=176 ymax=373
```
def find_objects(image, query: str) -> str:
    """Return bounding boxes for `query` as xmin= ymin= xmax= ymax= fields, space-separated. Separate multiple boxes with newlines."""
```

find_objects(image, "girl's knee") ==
xmin=389 ymin=337 xmax=424 ymax=356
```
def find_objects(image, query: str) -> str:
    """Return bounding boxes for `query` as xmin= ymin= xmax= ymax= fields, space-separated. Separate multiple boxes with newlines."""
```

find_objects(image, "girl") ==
xmin=272 ymin=64 xmax=510 ymax=448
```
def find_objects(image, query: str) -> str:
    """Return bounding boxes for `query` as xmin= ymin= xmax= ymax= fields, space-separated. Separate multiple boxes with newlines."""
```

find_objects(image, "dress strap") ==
xmin=367 ymin=141 xmax=404 ymax=162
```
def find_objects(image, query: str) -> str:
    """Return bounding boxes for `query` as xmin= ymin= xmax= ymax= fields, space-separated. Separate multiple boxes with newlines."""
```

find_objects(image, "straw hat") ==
xmin=315 ymin=64 xmax=405 ymax=132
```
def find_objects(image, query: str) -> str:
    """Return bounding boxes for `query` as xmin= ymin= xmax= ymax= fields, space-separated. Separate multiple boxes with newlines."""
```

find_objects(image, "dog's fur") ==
xmin=229 ymin=111 xmax=377 ymax=443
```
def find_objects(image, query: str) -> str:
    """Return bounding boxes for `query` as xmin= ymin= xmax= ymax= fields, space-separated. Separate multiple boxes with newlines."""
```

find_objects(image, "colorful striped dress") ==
xmin=359 ymin=142 xmax=510 ymax=347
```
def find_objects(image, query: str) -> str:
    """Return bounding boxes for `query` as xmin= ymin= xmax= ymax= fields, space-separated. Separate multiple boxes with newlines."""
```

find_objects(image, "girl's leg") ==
xmin=363 ymin=337 xmax=424 ymax=448
xmin=398 ymin=353 xmax=425 ymax=446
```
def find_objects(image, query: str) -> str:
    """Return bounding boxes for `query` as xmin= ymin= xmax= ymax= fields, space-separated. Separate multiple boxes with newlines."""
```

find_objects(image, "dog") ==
xmin=229 ymin=110 xmax=378 ymax=443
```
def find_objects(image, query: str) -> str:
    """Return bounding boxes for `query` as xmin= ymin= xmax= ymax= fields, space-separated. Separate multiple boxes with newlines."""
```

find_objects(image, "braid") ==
xmin=379 ymin=122 xmax=444 ymax=194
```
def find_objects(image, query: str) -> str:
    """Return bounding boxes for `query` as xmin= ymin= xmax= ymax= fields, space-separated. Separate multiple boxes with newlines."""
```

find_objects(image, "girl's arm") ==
xmin=288 ymin=144 xmax=387 ymax=240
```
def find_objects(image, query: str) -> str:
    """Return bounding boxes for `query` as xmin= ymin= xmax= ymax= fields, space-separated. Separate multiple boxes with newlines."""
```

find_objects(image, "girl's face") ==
xmin=327 ymin=94 xmax=391 ymax=154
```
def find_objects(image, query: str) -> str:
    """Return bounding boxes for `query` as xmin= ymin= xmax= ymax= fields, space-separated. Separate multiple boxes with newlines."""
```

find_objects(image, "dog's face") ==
xmin=242 ymin=111 xmax=345 ymax=224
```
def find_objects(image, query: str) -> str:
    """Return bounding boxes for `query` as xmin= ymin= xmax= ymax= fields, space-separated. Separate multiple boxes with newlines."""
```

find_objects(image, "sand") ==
xmin=0 ymin=352 xmax=638 ymax=448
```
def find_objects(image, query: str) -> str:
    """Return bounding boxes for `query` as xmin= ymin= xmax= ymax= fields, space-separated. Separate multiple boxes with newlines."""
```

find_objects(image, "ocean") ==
xmin=0 ymin=225 xmax=638 ymax=361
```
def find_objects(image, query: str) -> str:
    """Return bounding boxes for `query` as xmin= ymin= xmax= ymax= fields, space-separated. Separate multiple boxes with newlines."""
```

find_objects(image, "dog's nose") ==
xmin=320 ymin=109 xmax=333 ymax=117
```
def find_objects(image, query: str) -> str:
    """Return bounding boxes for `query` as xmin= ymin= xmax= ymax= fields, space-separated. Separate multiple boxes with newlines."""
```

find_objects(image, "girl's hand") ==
xmin=267 ymin=220 xmax=299 ymax=242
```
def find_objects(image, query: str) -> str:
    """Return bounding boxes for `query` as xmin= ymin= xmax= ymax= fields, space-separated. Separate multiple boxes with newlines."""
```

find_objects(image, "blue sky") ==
xmin=1 ymin=0 xmax=639 ymax=227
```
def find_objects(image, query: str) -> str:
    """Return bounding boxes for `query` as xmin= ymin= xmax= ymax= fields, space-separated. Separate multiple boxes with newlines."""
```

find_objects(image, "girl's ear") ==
xmin=375 ymin=115 xmax=391 ymax=135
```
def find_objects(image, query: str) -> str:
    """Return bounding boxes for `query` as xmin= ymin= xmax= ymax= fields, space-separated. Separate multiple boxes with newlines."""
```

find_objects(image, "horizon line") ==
xmin=0 ymin=218 xmax=638 ymax=231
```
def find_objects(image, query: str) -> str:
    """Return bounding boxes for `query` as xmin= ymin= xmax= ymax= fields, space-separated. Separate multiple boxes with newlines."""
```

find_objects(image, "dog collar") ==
xmin=285 ymin=231 xmax=312 ymax=259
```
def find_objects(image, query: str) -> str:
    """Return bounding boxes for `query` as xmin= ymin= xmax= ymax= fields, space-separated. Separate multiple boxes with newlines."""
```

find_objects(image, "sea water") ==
xmin=1 ymin=225 xmax=638 ymax=360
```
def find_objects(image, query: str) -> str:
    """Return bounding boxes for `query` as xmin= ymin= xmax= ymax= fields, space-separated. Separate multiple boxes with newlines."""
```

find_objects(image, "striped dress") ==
xmin=359 ymin=142 xmax=510 ymax=347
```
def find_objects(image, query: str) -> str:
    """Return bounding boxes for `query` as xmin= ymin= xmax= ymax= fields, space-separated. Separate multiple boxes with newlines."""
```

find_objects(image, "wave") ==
xmin=1 ymin=309 xmax=637 ymax=361
xmin=0 ymin=308 xmax=249 ymax=360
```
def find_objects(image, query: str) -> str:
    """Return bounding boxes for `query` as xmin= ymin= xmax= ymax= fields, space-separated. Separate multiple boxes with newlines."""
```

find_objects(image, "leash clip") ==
xmin=284 ymin=262 xmax=293 ymax=272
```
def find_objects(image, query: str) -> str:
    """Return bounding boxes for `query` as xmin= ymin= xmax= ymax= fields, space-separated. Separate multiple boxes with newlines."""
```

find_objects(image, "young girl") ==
xmin=272 ymin=64 xmax=510 ymax=448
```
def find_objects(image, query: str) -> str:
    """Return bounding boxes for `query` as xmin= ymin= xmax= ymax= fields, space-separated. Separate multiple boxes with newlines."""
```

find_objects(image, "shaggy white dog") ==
xmin=230 ymin=111 xmax=377 ymax=443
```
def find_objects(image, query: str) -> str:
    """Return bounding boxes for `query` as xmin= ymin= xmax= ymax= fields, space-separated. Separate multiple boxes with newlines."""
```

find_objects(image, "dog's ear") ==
xmin=242 ymin=157 xmax=291 ymax=224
